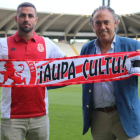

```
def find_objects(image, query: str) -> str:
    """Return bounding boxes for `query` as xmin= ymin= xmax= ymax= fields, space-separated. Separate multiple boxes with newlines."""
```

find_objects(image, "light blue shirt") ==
xmin=93 ymin=36 xmax=116 ymax=108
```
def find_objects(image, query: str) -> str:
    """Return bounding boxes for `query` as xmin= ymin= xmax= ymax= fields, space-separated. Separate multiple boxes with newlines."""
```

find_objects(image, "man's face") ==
xmin=92 ymin=9 xmax=118 ymax=43
xmin=15 ymin=7 xmax=38 ymax=33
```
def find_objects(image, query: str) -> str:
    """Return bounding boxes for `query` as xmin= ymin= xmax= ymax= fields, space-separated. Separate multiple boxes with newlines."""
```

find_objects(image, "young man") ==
xmin=80 ymin=6 xmax=140 ymax=140
xmin=0 ymin=2 xmax=65 ymax=140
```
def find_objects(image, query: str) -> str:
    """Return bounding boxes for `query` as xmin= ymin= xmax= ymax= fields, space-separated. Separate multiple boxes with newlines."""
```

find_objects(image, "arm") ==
xmin=47 ymin=85 xmax=66 ymax=90
xmin=44 ymin=38 xmax=67 ymax=89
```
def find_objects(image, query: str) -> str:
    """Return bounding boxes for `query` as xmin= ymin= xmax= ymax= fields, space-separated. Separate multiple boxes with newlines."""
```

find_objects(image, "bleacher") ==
xmin=55 ymin=42 xmax=86 ymax=57
xmin=72 ymin=42 xmax=85 ymax=54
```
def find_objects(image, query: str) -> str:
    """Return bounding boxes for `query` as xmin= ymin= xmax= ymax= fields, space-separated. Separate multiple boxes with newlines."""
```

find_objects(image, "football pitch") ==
xmin=48 ymin=85 xmax=91 ymax=140
xmin=0 ymin=83 xmax=140 ymax=140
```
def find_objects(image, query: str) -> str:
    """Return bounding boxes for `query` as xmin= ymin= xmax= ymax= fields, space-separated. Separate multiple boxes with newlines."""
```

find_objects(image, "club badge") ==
xmin=37 ymin=44 xmax=44 ymax=52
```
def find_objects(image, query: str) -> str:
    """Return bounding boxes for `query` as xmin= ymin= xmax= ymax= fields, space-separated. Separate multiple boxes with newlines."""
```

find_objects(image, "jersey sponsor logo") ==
xmin=0 ymin=62 xmax=26 ymax=85
xmin=10 ymin=47 xmax=17 ymax=51
xmin=37 ymin=44 xmax=44 ymax=52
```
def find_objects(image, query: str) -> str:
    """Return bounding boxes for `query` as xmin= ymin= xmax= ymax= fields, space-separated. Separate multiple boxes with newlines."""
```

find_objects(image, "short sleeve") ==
xmin=43 ymin=37 xmax=65 ymax=59
xmin=0 ymin=38 xmax=8 ymax=59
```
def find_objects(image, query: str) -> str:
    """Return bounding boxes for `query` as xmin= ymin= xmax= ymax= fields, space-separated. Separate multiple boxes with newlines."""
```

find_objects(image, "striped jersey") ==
xmin=0 ymin=32 xmax=65 ymax=119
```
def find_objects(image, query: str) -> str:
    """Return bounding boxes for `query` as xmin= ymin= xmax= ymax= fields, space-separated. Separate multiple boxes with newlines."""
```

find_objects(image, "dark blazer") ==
xmin=80 ymin=35 xmax=140 ymax=137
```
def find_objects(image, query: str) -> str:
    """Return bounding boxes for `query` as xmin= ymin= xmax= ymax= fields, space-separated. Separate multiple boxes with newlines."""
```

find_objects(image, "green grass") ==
xmin=0 ymin=81 xmax=140 ymax=140
xmin=48 ymin=85 xmax=91 ymax=140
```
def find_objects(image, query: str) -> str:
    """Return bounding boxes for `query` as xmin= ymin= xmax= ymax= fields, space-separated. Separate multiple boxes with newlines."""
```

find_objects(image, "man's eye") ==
xmin=95 ymin=21 xmax=101 ymax=25
xmin=20 ymin=14 xmax=25 ymax=17
xmin=29 ymin=14 xmax=34 ymax=18
xmin=104 ymin=21 xmax=109 ymax=24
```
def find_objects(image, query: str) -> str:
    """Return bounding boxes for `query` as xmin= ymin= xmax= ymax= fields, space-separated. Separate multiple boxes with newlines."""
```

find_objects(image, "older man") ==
xmin=80 ymin=6 xmax=140 ymax=140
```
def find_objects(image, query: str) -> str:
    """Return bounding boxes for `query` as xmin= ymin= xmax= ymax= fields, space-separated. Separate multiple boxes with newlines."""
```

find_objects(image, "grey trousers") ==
xmin=91 ymin=110 xmax=140 ymax=140
xmin=1 ymin=115 xmax=49 ymax=140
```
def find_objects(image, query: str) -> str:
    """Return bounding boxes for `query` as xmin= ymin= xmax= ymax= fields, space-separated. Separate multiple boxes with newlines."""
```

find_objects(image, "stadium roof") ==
xmin=0 ymin=8 xmax=140 ymax=41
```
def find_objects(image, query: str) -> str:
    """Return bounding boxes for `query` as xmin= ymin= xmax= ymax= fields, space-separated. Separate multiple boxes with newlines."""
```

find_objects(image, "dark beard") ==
xmin=19 ymin=26 xmax=33 ymax=33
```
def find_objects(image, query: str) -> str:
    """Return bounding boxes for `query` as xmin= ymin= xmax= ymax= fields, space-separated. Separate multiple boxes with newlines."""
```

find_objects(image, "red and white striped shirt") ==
xmin=0 ymin=32 xmax=65 ymax=119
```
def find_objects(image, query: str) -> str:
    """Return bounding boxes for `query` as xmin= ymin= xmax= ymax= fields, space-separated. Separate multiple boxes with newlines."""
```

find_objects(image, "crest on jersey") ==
xmin=37 ymin=44 xmax=44 ymax=52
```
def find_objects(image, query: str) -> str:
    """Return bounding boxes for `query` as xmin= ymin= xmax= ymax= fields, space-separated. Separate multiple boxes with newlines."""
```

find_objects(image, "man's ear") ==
xmin=92 ymin=23 xmax=95 ymax=32
xmin=14 ymin=16 xmax=17 ymax=23
xmin=35 ymin=17 xmax=38 ymax=25
xmin=114 ymin=20 xmax=118 ymax=29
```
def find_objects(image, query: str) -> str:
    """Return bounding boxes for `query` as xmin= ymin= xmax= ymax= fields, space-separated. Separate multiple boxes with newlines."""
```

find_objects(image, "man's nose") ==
xmin=24 ymin=15 xmax=29 ymax=21
xmin=100 ymin=23 xmax=106 ymax=29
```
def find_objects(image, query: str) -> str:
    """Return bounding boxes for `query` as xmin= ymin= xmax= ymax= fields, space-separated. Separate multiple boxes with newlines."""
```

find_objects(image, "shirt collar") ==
xmin=94 ymin=34 xmax=116 ymax=50
xmin=14 ymin=31 xmax=37 ymax=42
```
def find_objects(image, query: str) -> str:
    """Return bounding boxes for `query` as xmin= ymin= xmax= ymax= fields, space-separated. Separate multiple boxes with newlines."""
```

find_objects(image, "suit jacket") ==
xmin=80 ymin=35 xmax=140 ymax=137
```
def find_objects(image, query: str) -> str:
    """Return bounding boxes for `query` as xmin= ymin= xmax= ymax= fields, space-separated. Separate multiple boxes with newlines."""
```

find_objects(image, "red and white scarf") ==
xmin=0 ymin=51 xmax=140 ymax=87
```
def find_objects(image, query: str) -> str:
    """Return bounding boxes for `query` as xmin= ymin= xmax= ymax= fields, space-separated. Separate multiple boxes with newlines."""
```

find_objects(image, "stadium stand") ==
xmin=55 ymin=42 xmax=86 ymax=56
xmin=72 ymin=42 xmax=85 ymax=54
xmin=55 ymin=42 xmax=76 ymax=57
xmin=1 ymin=8 xmax=140 ymax=42
xmin=0 ymin=3 xmax=140 ymax=57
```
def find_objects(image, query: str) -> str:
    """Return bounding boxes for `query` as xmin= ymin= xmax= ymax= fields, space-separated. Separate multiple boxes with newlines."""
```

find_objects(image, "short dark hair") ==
xmin=17 ymin=2 xmax=37 ymax=15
